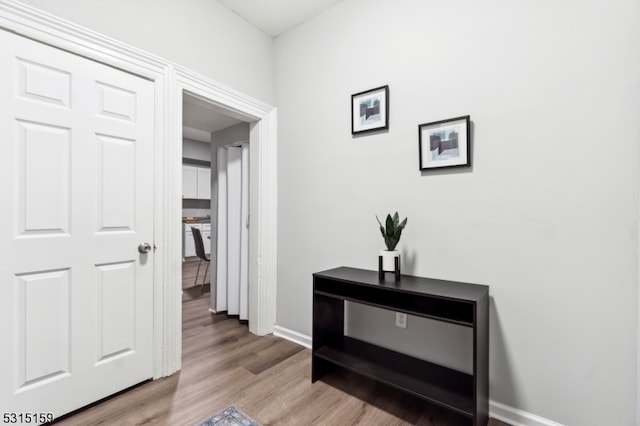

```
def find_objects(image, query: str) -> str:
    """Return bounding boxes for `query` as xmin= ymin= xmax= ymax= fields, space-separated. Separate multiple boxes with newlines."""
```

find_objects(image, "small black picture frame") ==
xmin=351 ymin=85 xmax=389 ymax=135
xmin=418 ymin=115 xmax=471 ymax=170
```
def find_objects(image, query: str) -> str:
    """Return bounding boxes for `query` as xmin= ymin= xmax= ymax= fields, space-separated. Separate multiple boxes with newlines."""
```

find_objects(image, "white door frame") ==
xmin=0 ymin=0 xmax=278 ymax=379
xmin=169 ymin=67 xmax=278 ymax=372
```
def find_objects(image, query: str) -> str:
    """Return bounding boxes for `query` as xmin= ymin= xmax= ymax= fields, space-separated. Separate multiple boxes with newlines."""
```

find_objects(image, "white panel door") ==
xmin=0 ymin=30 xmax=155 ymax=421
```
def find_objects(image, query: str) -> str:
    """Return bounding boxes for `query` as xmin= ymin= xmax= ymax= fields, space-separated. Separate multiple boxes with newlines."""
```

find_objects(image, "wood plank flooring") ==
xmin=53 ymin=259 xmax=510 ymax=426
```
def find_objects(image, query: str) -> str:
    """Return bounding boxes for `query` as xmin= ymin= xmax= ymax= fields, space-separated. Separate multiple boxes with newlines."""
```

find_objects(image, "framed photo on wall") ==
xmin=418 ymin=115 xmax=471 ymax=170
xmin=351 ymin=85 xmax=389 ymax=135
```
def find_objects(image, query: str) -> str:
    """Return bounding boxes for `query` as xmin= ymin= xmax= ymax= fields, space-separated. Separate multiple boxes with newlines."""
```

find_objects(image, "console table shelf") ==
xmin=312 ymin=267 xmax=489 ymax=426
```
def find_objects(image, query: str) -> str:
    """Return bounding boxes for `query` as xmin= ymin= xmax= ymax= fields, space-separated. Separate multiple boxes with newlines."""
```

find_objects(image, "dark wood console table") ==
xmin=312 ymin=267 xmax=489 ymax=426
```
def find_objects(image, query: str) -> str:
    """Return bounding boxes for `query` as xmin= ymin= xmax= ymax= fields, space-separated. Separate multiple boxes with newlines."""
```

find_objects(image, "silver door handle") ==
xmin=138 ymin=243 xmax=152 ymax=254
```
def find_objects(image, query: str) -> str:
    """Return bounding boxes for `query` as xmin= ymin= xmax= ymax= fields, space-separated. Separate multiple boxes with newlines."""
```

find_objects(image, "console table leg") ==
xmin=311 ymin=356 xmax=334 ymax=382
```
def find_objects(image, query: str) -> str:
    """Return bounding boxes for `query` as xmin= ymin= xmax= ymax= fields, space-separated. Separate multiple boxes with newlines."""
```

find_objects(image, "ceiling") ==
xmin=217 ymin=0 xmax=345 ymax=37
xmin=184 ymin=0 xmax=345 ymax=142
xmin=183 ymin=94 xmax=243 ymax=142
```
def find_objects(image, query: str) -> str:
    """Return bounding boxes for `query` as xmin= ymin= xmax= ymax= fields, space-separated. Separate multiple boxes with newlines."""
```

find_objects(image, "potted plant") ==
xmin=376 ymin=212 xmax=407 ymax=273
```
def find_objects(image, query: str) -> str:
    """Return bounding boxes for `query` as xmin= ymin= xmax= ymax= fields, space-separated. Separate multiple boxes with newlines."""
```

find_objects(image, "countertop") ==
xmin=182 ymin=216 xmax=210 ymax=224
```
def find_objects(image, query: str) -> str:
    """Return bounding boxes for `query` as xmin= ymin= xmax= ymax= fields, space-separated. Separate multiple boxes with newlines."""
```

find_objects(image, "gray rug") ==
xmin=199 ymin=405 xmax=262 ymax=426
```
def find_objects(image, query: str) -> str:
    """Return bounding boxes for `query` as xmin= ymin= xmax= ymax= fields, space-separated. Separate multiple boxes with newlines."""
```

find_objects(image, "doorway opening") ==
xmin=168 ymin=72 xmax=277 ymax=376
xmin=180 ymin=91 xmax=252 ymax=338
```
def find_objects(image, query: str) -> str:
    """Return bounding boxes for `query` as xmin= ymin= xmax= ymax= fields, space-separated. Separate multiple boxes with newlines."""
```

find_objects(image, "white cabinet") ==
xmin=184 ymin=225 xmax=196 ymax=257
xmin=183 ymin=223 xmax=211 ymax=258
xmin=200 ymin=223 xmax=211 ymax=255
xmin=182 ymin=165 xmax=198 ymax=199
xmin=197 ymin=168 xmax=211 ymax=199
xmin=182 ymin=165 xmax=211 ymax=200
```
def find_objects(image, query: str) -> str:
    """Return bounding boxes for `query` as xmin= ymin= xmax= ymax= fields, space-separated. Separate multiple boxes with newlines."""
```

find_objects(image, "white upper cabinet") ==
xmin=197 ymin=167 xmax=211 ymax=199
xmin=182 ymin=165 xmax=198 ymax=199
xmin=183 ymin=164 xmax=210 ymax=199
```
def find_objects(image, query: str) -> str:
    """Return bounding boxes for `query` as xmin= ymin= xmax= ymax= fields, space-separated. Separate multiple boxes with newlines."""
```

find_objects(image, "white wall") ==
xmin=183 ymin=138 xmax=211 ymax=162
xmin=275 ymin=0 xmax=640 ymax=425
xmin=211 ymin=123 xmax=250 ymax=148
xmin=17 ymin=0 xmax=275 ymax=104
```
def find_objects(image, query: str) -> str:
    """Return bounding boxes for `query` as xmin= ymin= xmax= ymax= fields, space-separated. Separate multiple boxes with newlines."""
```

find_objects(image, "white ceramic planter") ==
xmin=379 ymin=250 xmax=399 ymax=271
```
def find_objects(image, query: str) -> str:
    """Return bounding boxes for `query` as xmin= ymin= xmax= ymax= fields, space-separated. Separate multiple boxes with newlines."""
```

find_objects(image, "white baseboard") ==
xmin=273 ymin=326 xmax=564 ymax=426
xmin=490 ymin=400 xmax=565 ymax=426
xmin=273 ymin=325 xmax=312 ymax=349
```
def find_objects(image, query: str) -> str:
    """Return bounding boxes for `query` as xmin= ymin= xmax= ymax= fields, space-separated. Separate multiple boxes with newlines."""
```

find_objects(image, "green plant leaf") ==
xmin=376 ymin=212 xmax=408 ymax=251
xmin=376 ymin=216 xmax=386 ymax=238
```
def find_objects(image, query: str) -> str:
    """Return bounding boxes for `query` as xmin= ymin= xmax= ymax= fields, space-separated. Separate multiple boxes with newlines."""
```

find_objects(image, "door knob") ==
xmin=138 ymin=243 xmax=152 ymax=254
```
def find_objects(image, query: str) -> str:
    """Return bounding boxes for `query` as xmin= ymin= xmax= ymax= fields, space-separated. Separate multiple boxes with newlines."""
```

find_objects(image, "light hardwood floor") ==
xmin=53 ymin=259 xmax=509 ymax=426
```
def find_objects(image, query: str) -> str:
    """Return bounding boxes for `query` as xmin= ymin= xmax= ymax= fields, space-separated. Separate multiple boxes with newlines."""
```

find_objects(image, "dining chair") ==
xmin=191 ymin=226 xmax=210 ymax=289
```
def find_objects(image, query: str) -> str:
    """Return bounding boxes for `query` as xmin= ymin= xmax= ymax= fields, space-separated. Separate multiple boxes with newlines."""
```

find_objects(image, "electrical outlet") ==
xmin=395 ymin=312 xmax=407 ymax=329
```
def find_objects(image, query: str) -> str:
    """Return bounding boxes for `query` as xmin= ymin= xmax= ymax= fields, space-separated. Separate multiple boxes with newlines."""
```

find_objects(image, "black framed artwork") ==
xmin=418 ymin=115 xmax=471 ymax=170
xmin=351 ymin=85 xmax=389 ymax=135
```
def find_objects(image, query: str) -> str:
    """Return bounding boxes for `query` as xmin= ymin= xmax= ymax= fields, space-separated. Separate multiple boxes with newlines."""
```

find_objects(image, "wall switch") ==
xmin=395 ymin=312 xmax=407 ymax=328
